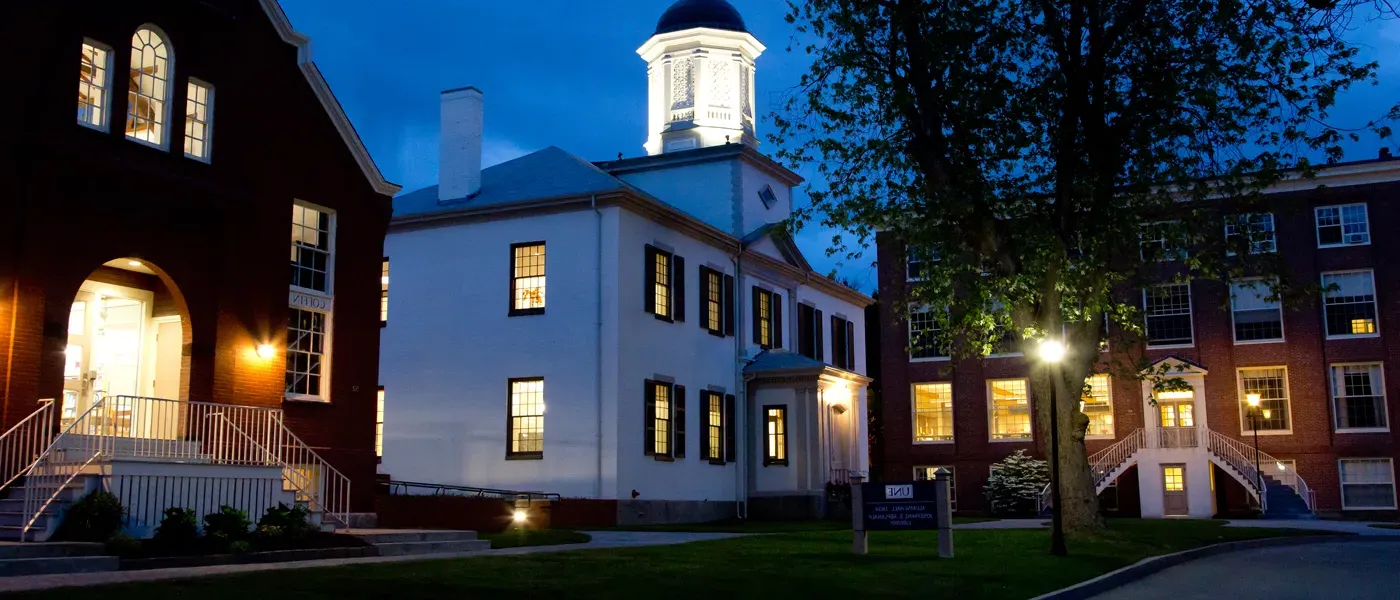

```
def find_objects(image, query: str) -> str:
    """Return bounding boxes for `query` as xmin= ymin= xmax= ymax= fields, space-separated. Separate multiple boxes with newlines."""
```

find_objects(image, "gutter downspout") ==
xmin=593 ymin=195 xmax=604 ymax=499
xmin=733 ymin=249 xmax=747 ymax=519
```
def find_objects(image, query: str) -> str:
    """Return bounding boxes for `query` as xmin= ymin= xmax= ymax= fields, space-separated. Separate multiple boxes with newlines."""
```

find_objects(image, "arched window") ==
xmin=126 ymin=27 xmax=171 ymax=147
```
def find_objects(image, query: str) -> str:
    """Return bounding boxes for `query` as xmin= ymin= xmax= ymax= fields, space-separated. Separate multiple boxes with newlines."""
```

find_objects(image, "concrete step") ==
xmin=349 ymin=530 xmax=479 ymax=544
xmin=0 ymin=555 xmax=119 ymax=577
xmin=370 ymin=539 xmax=491 ymax=556
xmin=0 ymin=542 xmax=103 ymax=560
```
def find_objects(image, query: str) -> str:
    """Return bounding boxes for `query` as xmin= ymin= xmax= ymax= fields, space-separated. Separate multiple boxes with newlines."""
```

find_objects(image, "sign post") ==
xmin=850 ymin=474 xmax=868 ymax=555
xmin=934 ymin=467 xmax=954 ymax=558
xmin=855 ymin=472 xmax=954 ymax=558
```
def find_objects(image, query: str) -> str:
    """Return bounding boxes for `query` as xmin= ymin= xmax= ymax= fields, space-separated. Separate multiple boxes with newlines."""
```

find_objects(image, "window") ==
xmin=909 ymin=306 xmax=948 ymax=360
xmin=987 ymin=299 xmax=1020 ymax=356
xmin=914 ymin=466 xmax=956 ymax=510
xmin=1163 ymin=465 xmax=1185 ymax=492
xmin=290 ymin=204 xmax=332 ymax=293
xmin=752 ymin=288 xmax=782 ymax=348
xmin=645 ymin=245 xmax=684 ymax=322
xmin=1322 ymin=271 xmax=1378 ymax=337
xmin=1238 ymin=367 xmax=1291 ymax=432
xmin=510 ymin=242 xmax=546 ymax=316
xmin=183 ymin=80 xmax=214 ymax=161
xmin=701 ymin=390 xmax=726 ymax=463
xmin=913 ymin=383 xmax=954 ymax=442
xmin=507 ymin=378 xmax=544 ymax=459
xmin=1316 ymin=204 xmax=1370 ymax=247
xmin=1224 ymin=213 xmax=1276 ymax=254
xmin=1331 ymin=364 xmax=1388 ymax=432
xmin=126 ymin=27 xmax=171 ymax=147
xmin=831 ymin=315 xmax=856 ymax=370
xmin=379 ymin=258 xmax=389 ymax=326
xmin=644 ymin=380 xmax=685 ymax=459
xmin=907 ymin=246 xmax=938 ymax=281
xmin=1081 ymin=374 xmax=1114 ymax=439
xmin=1140 ymin=221 xmax=1187 ymax=261
xmin=375 ymin=387 xmax=385 ymax=459
xmin=1339 ymin=459 xmax=1396 ymax=510
xmin=78 ymin=41 xmax=112 ymax=130
xmin=1144 ymin=283 xmax=1193 ymax=347
xmin=764 ymin=406 xmax=788 ymax=466
xmin=697 ymin=266 xmax=735 ymax=337
xmin=285 ymin=308 xmax=327 ymax=398
xmin=1230 ymin=280 xmax=1283 ymax=343
xmin=758 ymin=184 xmax=778 ymax=209
xmin=797 ymin=303 xmax=824 ymax=360
xmin=988 ymin=379 xmax=1032 ymax=441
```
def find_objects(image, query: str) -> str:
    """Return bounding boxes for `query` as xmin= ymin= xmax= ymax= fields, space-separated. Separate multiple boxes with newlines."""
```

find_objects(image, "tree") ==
xmin=985 ymin=450 xmax=1051 ymax=516
xmin=774 ymin=0 xmax=1396 ymax=534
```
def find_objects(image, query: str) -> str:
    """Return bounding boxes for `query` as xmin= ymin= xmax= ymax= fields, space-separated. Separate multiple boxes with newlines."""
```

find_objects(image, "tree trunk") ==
xmin=1032 ymin=355 xmax=1105 ymax=535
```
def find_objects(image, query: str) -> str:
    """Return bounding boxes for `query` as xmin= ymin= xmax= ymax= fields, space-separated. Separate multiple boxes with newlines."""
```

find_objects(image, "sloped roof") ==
xmin=395 ymin=147 xmax=630 ymax=218
xmin=743 ymin=350 xmax=827 ymax=374
xmin=742 ymin=223 xmax=812 ymax=271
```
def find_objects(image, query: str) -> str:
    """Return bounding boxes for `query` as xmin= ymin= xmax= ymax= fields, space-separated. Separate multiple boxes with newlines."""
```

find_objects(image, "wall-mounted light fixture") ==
xmin=256 ymin=344 xmax=276 ymax=360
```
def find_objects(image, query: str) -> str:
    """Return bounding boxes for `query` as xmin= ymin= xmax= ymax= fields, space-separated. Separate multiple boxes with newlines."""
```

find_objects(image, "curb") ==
xmin=1029 ymin=535 xmax=1400 ymax=600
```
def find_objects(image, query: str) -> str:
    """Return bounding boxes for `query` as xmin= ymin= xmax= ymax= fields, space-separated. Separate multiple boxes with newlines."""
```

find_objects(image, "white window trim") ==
xmin=911 ymin=382 xmax=954 ymax=445
xmin=125 ymin=24 xmax=176 ymax=152
xmin=1330 ymin=362 xmax=1390 ymax=434
xmin=78 ymin=38 xmax=115 ymax=132
xmin=987 ymin=378 xmax=1033 ymax=443
xmin=1338 ymin=458 xmax=1397 ymax=510
xmin=908 ymin=305 xmax=950 ymax=363
xmin=1321 ymin=269 xmax=1380 ymax=340
xmin=290 ymin=199 xmax=338 ymax=297
xmin=1236 ymin=366 xmax=1292 ymax=436
xmin=1315 ymin=203 xmax=1371 ymax=249
xmin=1082 ymin=374 xmax=1115 ymax=440
xmin=1143 ymin=282 xmax=1195 ymax=349
xmin=286 ymin=199 xmax=336 ymax=403
xmin=1229 ymin=278 xmax=1285 ymax=345
xmin=183 ymin=77 xmax=215 ymax=163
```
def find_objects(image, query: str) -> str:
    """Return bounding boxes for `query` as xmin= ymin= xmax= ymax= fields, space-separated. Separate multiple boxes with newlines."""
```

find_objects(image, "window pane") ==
xmin=376 ymin=389 xmax=385 ymax=457
xmin=1340 ymin=459 xmax=1396 ymax=509
xmin=290 ymin=205 xmax=332 ymax=293
xmin=654 ymin=384 xmax=670 ymax=455
xmin=1333 ymin=364 xmax=1388 ymax=430
xmin=1225 ymin=213 xmax=1276 ymax=254
xmin=1231 ymin=281 xmax=1283 ymax=342
xmin=913 ymin=466 xmax=955 ymax=510
xmin=183 ymin=81 xmax=214 ymax=160
xmin=989 ymin=379 xmax=1031 ymax=440
xmin=512 ymin=244 xmax=546 ymax=311
xmin=510 ymin=379 xmax=544 ymax=455
xmin=706 ymin=271 xmax=722 ymax=332
xmin=706 ymin=393 xmax=723 ymax=461
xmin=126 ymin=28 xmax=170 ymax=146
xmin=380 ymin=259 xmax=390 ymax=323
xmin=913 ymin=383 xmax=953 ymax=442
xmin=909 ymin=307 xmax=948 ymax=359
xmin=1081 ymin=374 xmax=1114 ymax=438
xmin=78 ymin=43 xmax=109 ymax=128
xmin=1323 ymin=271 xmax=1377 ymax=337
xmin=653 ymin=252 xmax=670 ymax=318
xmin=1145 ymin=283 xmax=1193 ymax=346
xmin=285 ymin=308 xmax=327 ymax=397
xmin=765 ymin=407 xmax=786 ymax=462
xmin=1239 ymin=368 xmax=1290 ymax=431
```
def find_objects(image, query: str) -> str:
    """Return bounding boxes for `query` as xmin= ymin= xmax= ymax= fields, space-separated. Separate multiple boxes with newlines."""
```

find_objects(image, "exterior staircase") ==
xmin=348 ymin=530 xmax=490 ymax=556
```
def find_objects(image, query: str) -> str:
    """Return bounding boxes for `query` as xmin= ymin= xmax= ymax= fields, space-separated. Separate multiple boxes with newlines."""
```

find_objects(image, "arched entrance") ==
xmin=61 ymin=258 xmax=189 ymax=433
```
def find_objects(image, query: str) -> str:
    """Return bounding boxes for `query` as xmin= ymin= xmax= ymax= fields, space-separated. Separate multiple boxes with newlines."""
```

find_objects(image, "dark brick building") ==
xmin=876 ymin=158 xmax=1400 ymax=519
xmin=0 ymin=0 xmax=398 ymax=514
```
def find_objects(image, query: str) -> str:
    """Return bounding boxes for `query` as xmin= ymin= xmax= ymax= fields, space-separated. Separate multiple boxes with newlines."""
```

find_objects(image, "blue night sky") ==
xmin=280 ymin=1 xmax=1400 ymax=293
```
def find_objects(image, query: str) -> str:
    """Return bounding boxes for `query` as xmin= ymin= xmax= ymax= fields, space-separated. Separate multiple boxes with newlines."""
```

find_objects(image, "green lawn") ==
xmin=15 ymin=520 xmax=1340 ymax=600
xmin=610 ymin=516 xmax=997 ymax=533
xmin=481 ymin=529 xmax=591 ymax=549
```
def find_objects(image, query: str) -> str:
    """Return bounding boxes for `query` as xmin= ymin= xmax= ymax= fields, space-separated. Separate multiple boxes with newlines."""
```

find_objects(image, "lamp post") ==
xmin=1245 ymin=393 xmax=1264 ymax=504
xmin=1038 ymin=339 xmax=1068 ymax=557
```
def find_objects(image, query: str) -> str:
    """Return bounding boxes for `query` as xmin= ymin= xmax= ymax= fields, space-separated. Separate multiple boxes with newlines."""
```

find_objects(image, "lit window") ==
xmin=913 ymin=383 xmax=953 ymax=442
xmin=285 ymin=308 xmax=327 ymax=398
xmin=1322 ymin=271 xmax=1378 ymax=338
xmin=644 ymin=380 xmax=684 ymax=459
xmin=1230 ymin=280 xmax=1283 ymax=343
xmin=753 ymin=288 xmax=783 ymax=349
xmin=645 ymin=245 xmax=683 ymax=321
xmin=1163 ymin=466 xmax=1185 ymax=492
xmin=78 ymin=41 xmax=112 ymax=130
xmin=702 ymin=267 xmax=724 ymax=335
xmin=510 ymin=243 xmax=546 ymax=315
xmin=126 ymin=27 xmax=171 ymax=147
xmin=1224 ymin=213 xmax=1276 ymax=254
xmin=1081 ymin=374 xmax=1114 ymax=439
xmin=909 ymin=306 xmax=948 ymax=360
xmin=375 ymin=388 xmax=385 ymax=458
xmin=1331 ymin=364 xmax=1388 ymax=432
xmin=1339 ymin=458 xmax=1396 ymax=510
xmin=914 ymin=466 xmax=956 ymax=510
xmin=988 ymin=379 xmax=1031 ymax=441
xmin=379 ymin=259 xmax=389 ymax=325
xmin=290 ymin=204 xmax=332 ymax=293
xmin=183 ymin=80 xmax=214 ymax=161
xmin=508 ymin=378 xmax=544 ymax=458
xmin=764 ymin=406 xmax=788 ymax=466
xmin=703 ymin=390 xmax=725 ymax=463
xmin=1316 ymin=204 xmax=1370 ymax=247
xmin=1238 ymin=367 xmax=1291 ymax=432
xmin=1140 ymin=221 xmax=1188 ymax=261
xmin=1144 ymin=283 xmax=1193 ymax=347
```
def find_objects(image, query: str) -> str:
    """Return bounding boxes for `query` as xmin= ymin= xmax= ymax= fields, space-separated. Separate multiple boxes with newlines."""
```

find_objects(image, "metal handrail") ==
xmin=1204 ymin=428 xmax=1268 ymax=511
xmin=21 ymin=452 xmax=103 ymax=539
xmin=385 ymin=479 xmax=560 ymax=501
xmin=271 ymin=413 xmax=352 ymax=527
xmin=21 ymin=396 xmax=114 ymax=539
xmin=1039 ymin=428 xmax=1146 ymax=511
xmin=0 ymin=400 xmax=56 ymax=492
xmin=1206 ymin=429 xmax=1314 ymax=511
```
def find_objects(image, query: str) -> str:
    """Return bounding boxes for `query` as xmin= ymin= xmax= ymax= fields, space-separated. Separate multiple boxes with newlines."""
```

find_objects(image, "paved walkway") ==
xmin=1088 ymin=540 xmax=1400 ymax=600
xmin=1225 ymin=519 xmax=1400 ymax=536
xmin=953 ymin=518 xmax=1046 ymax=530
xmin=0 ymin=531 xmax=744 ymax=594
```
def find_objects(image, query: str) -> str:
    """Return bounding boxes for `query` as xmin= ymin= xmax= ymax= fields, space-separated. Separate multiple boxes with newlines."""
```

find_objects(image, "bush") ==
xmin=228 ymin=540 xmax=253 ymax=555
xmin=104 ymin=532 xmax=142 ymax=558
xmin=203 ymin=506 xmax=252 ymax=545
xmin=54 ymin=490 xmax=125 ymax=542
xmin=152 ymin=507 xmax=200 ymax=552
xmin=984 ymin=450 xmax=1050 ymax=516
xmin=257 ymin=503 xmax=315 ymax=540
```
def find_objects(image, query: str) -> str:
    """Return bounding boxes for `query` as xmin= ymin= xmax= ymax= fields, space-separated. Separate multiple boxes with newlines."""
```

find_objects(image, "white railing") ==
xmin=0 ymin=400 xmax=56 ymax=491
xmin=273 ymin=418 xmax=351 ymax=527
xmin=1039 ymin=428 xmax=1147 ymax=511
xmin=110 ymin=472 xmax=285 ymax=535
xmin=22 ymin=397 xmax=111 ymax=540
xmin=1152 ymin=426 xmax=1200 ymax=449
xmin=1205 ymin=428 xmax=1268 ymax=511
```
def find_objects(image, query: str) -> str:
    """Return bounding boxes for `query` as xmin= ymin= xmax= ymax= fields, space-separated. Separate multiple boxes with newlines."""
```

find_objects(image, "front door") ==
xmin=1157 ymin=393 xmax=1196 ymax=448
xmin=1162 ymin=464 xmax=1188 ymax=516
xmin=66 ymin=285 xmax=147 ymax=434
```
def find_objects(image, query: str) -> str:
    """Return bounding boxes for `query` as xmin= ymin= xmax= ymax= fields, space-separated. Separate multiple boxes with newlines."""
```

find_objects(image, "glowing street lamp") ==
xmin=1038 ymin=339 xmax=1068 ymax=557
xmin=1245 ymin=392 xmax=1264 ymax=505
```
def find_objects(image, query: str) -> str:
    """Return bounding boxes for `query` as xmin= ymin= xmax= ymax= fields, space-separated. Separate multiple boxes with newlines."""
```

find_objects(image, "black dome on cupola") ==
xmin=654 ymin=0 xmax=749 ymax=35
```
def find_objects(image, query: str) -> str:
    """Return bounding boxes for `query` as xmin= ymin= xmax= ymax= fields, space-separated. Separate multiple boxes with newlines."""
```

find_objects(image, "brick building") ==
xmin=0 ymin=0 xmax=398 ymax=526
xmin=876 ymin=157 xmax=1400 ymax=519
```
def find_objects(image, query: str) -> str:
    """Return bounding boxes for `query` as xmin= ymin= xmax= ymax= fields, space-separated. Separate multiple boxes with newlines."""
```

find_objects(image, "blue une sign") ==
xmin=860 ymin=481 xmax=942 ymax=531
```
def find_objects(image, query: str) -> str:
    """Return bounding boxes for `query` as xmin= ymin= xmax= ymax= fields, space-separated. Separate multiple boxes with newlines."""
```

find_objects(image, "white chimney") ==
xmin=438 ymin=86 xmax=484 ymax=202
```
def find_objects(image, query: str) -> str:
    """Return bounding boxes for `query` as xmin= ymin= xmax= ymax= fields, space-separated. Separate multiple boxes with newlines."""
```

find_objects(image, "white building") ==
xmin=379 ymin=0 xmax=873 ymax=523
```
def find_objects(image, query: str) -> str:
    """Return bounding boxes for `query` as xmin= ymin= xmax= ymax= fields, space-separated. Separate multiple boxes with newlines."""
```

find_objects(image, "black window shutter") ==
xmin=773 ymin=293 xmax=784 ymax=349
xmin=846 ymin=320 xmax=856 ymax=369
xmin=831 ymin=315 xmax=842 ymax=369
xmin=724 ymin=394 xmax=736 ymax=463
xmin=752 ymin=287 xmax=763 ymax=345
xmin=723 ymin=275 xmax=736 ymax=337
xmin=643 ymin=246 xmax=657 ymax=314
xmin=674 ymin=384 xmax=686 ymax=458
xmin=644 ymin=380 xmax=657 ymax=456
xmin=698 ymin=267 xmax=710 ymax=331
xmin=815 ymin=309 xmax=825 ymax=361
xmin=673 ymin=256 xmax=686 ymax=322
